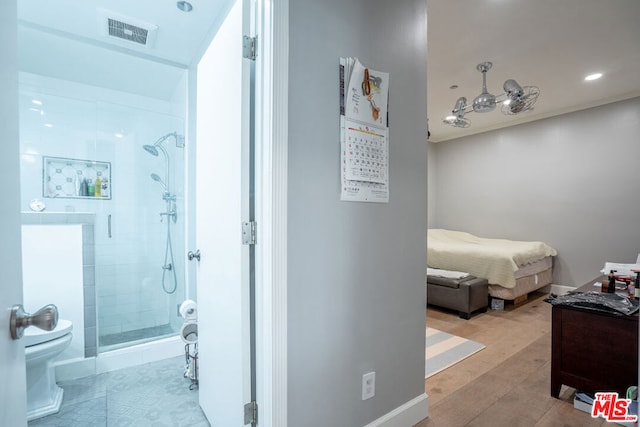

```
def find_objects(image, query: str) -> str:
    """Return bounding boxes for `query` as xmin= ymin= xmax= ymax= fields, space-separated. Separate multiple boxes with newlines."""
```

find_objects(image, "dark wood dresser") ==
xmin=551 ymin=276 xmax=639 ymax=398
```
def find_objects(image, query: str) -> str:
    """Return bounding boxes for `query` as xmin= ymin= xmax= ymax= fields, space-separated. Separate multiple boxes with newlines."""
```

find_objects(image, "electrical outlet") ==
xmin=362 ymin=371 xmax=375 ymax=400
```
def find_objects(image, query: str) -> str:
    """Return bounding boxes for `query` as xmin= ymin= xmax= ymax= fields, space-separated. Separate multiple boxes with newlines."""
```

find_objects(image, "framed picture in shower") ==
xmin=43 ymin=156 xmax=112 ymax=199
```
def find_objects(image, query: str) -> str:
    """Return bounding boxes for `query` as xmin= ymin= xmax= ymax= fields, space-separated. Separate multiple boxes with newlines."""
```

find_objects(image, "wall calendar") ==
xmin=340 ymin=57 xmax=389 ymax=203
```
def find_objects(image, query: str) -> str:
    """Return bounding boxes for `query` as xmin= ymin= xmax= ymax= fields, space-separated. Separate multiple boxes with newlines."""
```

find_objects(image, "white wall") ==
xmin=288 ymin=0 xmax=428 ymax=425
xmin=429 ymin=97 xmax=640 ymax=287
xmin=22 ymin=225 xmax=85 ymax=360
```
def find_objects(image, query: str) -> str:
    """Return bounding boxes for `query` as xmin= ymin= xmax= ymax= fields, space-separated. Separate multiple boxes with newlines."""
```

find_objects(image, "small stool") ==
xmin=427 ymin=274 xmax=489 ymax=319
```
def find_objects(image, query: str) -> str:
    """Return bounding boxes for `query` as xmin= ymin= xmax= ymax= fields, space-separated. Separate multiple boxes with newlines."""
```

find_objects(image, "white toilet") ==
xmin=24 ymin=319 xmax=73 ymax=421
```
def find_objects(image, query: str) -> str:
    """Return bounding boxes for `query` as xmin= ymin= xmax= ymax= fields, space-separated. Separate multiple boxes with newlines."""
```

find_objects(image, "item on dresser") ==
xmin=544 ymin=291 xmax=639 ymax=316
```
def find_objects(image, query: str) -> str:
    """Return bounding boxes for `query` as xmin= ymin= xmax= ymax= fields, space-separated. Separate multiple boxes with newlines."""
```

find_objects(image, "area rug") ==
xmin=425 ymin=327 xmax=485 ymax=378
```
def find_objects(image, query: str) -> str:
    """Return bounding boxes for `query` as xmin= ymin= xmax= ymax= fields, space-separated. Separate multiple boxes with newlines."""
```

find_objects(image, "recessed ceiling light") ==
xmin=585 ymin=72 xmax=603 ymax=81
xmin=44 ymin=123 xmax=53 ymax=128
xmin=115 ymin=133 xmax=124 ymax=139
xmin=31 ymin=99 xmax=42 ymax=106
xmin=177 ymin=1 xmax=193 ymax=12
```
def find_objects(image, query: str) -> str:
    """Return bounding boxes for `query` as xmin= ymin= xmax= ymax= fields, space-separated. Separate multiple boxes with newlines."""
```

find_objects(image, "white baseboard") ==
xmin=546 ymin=283 xmax=577 ymax=296
xmin=363 ymin=393 xmax=429 ymax=427
xmin=55 ymin=357 xmax=96 ymax=382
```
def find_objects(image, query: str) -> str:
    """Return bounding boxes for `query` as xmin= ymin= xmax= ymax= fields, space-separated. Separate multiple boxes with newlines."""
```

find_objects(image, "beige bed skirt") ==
xmin=488 ymin=267 xmax=553 ymax=300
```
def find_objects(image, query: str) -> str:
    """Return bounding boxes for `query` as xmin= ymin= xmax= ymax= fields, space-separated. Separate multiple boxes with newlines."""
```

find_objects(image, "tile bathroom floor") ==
xmin=29 ymin=356 xmax=209 ymax=427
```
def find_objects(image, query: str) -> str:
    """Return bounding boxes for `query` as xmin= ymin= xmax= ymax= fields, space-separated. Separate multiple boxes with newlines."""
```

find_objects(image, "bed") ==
xmin=427 ymin=229 xmax=557 ymax=301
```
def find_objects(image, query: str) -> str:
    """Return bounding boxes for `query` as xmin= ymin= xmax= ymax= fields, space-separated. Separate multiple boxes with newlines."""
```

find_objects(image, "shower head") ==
xmin=150 ymin=173 xmax=167 ymax=190
xmin=143 ymin=132 xmax=183 ymax=196
xmin=143 ymin=145 xmax=159 ymax=156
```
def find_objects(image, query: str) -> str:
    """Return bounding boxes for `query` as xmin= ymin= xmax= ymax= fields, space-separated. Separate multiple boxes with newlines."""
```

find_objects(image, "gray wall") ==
xmin=427 ymin=141 xmax=436 ymax=229
xmin=429 ymin=97 xmax=640 ymax=287
xmin=288 ymin=0 xmax=428 ymax=426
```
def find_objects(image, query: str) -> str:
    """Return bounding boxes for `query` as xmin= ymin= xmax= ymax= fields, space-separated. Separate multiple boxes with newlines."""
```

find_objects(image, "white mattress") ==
xmin=514 ymin=256 xmax=553 ymax=279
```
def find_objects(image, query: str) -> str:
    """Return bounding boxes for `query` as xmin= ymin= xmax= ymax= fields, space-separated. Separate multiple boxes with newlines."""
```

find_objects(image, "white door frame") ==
xmin=1 ymin=0 xmax=28 ymax=425
xmin=187 ymin=0 xmax=289 ymax=424
xmin=253 ymin=0 xmax=288 ymax=426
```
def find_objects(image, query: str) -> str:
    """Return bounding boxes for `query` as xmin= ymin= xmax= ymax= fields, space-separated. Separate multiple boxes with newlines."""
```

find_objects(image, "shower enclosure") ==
xmin=18 ymin=73 xmax=188 ymax=353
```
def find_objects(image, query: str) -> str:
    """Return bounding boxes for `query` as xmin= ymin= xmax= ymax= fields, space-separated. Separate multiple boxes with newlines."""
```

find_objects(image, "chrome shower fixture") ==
xmin=443 ymin=61 xmax=540 ymax=128
xmin=150 ymin=173 xmax=167 ymax=191
xmin=153 ymin=131 xmax=184 ymax=148
xmin=142 ymin=131 xmax=184 ymax=195
xmin=143 ymin=144 xmax=159 ymax=156
xmin=142 ymin=132 xmax=184 ymax=157
xmin=142 ymin=132 xmax=184 ymax=296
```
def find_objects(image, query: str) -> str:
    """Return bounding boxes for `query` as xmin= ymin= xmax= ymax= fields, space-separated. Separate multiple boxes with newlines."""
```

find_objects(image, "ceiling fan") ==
xmin=443 ymin=61 xmax=540 ymax=128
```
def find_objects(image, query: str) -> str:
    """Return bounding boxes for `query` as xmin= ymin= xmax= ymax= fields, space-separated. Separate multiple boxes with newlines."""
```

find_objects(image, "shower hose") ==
xmin=162 ymin=216 xmax=178 ymax=294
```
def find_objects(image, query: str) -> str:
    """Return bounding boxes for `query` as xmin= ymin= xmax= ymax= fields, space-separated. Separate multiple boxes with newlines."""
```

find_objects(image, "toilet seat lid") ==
xmin=24 ymin=319 xmax=73 ymax=347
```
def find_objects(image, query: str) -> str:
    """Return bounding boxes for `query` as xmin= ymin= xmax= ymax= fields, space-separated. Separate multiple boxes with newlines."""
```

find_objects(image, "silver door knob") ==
xmin=10 ymin=304 xmax=58 ymax=340
xmin=188 ymin=249 xmax=201 ymax=262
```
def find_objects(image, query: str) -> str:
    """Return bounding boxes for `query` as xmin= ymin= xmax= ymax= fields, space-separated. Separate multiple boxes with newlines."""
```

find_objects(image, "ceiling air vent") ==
xmin=99 ymin=10 xmax=158 ymax=48
xmin=108 ymin=19 xmax=149 ymax=45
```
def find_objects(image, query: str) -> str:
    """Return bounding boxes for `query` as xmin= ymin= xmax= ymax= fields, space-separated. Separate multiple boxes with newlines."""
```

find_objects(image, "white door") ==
xmin=0 ymin=0 xmax=28 ymax=425
xmin=194 ymin=0 xmax=254 ymax=424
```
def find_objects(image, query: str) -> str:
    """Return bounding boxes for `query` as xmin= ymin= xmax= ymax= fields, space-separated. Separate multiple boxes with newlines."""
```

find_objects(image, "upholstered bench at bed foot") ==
xmin=426 ymin=275 xmax=489 ymax=319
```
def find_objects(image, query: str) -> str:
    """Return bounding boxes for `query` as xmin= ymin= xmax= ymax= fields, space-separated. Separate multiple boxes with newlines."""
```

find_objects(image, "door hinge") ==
xmin=244 ymin=400 xmax=258 ymax=425
xmin=242 ymin=221 xmax=257 ymax=245
xmin=243 ymin=35 xmax=257 ymax=60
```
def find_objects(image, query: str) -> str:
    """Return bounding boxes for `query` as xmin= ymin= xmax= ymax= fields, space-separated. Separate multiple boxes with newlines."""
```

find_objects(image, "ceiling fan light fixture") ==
xmin=442 ymin=116 xmax=471 ymax=128
xmin=472 ymin=91 xmax=496 ymax=113
xmin=444 ymin=61 xmax=540 ymax=128
xmin=443 ymin=97 xmax=471 ymax=128
xmin=452 ymin=97 xmax=467 ymax=116
xmin=472 ymin=62 xmax=496 ymax=113
xmin=501 ymin=85 xmax=540 ymax=115
xmin=503 ymin=79 xmax=524 ymax=100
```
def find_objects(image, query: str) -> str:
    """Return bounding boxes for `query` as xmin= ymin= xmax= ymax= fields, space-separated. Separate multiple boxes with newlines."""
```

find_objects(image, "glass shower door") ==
xmin=18 ymin=77 xmax=188 ymax=356
xmin=95 ymin=101 xmax=187 ymax=352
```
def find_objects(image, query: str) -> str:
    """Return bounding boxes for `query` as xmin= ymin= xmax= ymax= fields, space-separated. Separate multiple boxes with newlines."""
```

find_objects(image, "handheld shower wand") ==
xmin=150 ymin=173 xmax=166 ymax=191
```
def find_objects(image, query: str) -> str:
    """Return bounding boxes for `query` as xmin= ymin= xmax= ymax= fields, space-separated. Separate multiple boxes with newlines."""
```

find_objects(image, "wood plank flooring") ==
xmin=415 ymin=292 xmax=608 ymax=427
